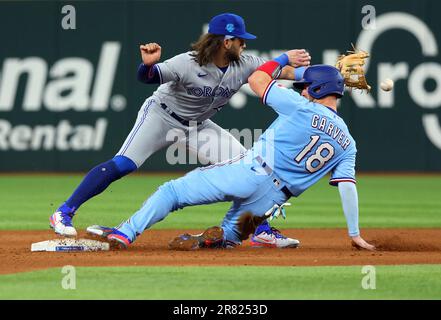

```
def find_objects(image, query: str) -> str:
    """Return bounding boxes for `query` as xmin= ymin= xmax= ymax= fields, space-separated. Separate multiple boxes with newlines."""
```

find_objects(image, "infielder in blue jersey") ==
xmin=86 ymin=56 xmax=376 ymax=251
xmin=50 ymin=13 xmax=311 ymax=248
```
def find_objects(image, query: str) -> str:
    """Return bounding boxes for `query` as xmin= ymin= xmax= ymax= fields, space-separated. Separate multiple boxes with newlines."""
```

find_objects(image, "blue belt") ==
xmin=160 ymin=103 xmax=202 ymax=126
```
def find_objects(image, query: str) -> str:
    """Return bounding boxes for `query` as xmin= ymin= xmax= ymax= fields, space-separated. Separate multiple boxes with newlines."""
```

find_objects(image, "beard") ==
xmin=225 ymin=48 xmax=241 ymax=62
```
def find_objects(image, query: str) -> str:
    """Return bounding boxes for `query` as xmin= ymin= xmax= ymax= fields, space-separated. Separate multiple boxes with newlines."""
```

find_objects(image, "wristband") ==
xmin=273 ymin=53 xmax=289 ymax=67
xmin=294 ymin=67 xmax=306 ymax=81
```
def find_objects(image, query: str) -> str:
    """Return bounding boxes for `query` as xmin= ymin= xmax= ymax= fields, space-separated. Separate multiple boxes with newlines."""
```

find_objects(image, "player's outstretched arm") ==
xmin=248 ymin=53 xmax=290 ymax=98
xmin=248 ymin=69 xmax=273 ymax=98
xmin=278 ymin=49 xmax=311 ymax=80
xmin=338 ymin=181 xmax=376 ymax=251
xmin=249 ymin=50 xmax=311 ymax=97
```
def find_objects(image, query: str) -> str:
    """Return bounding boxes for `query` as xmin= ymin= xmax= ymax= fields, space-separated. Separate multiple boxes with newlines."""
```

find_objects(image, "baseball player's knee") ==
xmin=156 ymin=181 xmax=181 ymax=211
xmin=112 ymin=155 xmax=138 ymax=177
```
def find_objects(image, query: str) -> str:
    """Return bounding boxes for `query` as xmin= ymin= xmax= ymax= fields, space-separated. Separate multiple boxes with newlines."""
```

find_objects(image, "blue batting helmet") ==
xmin=293 ymin=65 xmax=345 ymax=99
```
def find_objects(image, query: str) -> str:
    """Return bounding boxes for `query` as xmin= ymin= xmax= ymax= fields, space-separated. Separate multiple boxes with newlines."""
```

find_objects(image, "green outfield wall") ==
xmin=1 ymin=0 xmax=440 ymax=171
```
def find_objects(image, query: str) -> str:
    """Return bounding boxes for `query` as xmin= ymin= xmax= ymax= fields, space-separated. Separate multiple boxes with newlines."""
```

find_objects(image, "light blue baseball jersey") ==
xmin=251 ymin=80 xmax=357 ymax=197
xmin=115 ymin=80 xmax=359 ymax=244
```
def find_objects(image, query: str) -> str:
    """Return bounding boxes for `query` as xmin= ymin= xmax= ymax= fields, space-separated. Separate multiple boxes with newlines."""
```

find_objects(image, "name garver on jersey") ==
xmin=311 ymin=114 xmax=352 ymax=150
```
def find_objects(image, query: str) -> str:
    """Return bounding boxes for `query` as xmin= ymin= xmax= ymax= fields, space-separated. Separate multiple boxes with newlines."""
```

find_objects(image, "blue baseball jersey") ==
xmin=251 ymin=80 xmax=357 ymax=197
xmin=115 ymin=81 xmax=359 ymax=244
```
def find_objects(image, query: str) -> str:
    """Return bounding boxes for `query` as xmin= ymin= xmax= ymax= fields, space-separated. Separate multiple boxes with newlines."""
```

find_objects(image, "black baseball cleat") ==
xmin=168 ymin=226 xmax=225 ymax=250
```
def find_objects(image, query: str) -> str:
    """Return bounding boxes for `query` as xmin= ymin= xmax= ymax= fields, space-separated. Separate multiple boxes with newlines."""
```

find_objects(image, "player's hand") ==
xmin=286 ymin=49 xmax=311 ymax=67
xmin=140 ymin=42 xmax=162 ymax=66
xmin=351 ymin=235 xmax=376 ymax=251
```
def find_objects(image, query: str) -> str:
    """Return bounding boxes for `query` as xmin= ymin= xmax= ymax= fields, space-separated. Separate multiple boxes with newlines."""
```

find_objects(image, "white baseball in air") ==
xmin=380 ymin=78 xmax=394 ymax=92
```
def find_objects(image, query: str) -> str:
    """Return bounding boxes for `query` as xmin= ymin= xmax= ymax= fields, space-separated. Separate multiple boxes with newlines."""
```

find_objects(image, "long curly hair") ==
xmin=190 ymin=33 xmax=225 ymax=66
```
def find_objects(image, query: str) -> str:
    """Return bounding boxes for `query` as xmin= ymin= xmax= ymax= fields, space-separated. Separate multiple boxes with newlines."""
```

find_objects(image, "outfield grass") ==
xmin=0 ymin=265 xmax=440 ymax=299
xmin=1 ymin=174 xmax=440 ymax=230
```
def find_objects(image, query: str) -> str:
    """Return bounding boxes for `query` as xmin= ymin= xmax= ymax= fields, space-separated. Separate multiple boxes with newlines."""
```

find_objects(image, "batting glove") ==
xmin=264 ymin=202 xmax=291 ymax=221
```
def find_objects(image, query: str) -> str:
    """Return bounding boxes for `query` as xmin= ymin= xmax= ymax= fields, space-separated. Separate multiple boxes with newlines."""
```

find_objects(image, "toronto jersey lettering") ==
xmin=153 ymin=52 xmax=265 ymax=122
xmin=251 ymin=81 xmax=357 ymax=197
xmin=185 ymin=86 xmax=237 ymax=98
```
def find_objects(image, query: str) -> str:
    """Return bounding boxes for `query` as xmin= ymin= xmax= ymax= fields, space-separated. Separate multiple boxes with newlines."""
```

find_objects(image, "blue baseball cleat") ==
xmin=50 ymin=211 xmax=77 ymax=237
xmin=250 ymin=221 xmax=300 ymax=248
xmin=86 ymin=225 xmax=131 ymax=249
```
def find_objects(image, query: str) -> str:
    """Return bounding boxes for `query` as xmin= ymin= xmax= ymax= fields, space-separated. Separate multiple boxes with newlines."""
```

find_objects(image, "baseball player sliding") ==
xmin=86 ymin=57 xmax=375 ymax=251
xmin=50 ymin=13 xmax=311 ymax=248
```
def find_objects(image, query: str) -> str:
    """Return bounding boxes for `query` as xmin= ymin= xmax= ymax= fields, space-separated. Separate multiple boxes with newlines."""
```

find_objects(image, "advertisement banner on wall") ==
xmin=0 ymin=0 xmax=440 ymax=171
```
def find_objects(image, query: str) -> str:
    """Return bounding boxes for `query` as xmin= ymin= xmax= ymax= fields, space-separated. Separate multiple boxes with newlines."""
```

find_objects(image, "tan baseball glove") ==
xmin=336 ymin=45 xmax=371 ymax=92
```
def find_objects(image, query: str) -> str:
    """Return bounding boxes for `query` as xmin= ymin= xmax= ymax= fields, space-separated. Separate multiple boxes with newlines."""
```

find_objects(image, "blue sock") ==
xmin=59 ymin=156 xmax=137 ymax=215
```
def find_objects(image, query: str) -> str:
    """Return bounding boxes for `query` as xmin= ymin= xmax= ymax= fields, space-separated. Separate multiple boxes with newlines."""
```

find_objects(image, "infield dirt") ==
xmin=1 ymin=228 xmax=441 ymax=274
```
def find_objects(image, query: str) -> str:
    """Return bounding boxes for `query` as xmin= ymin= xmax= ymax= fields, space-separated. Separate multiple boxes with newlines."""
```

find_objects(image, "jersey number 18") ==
xmin=294 ymin=135 xmax=335 ymax=173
